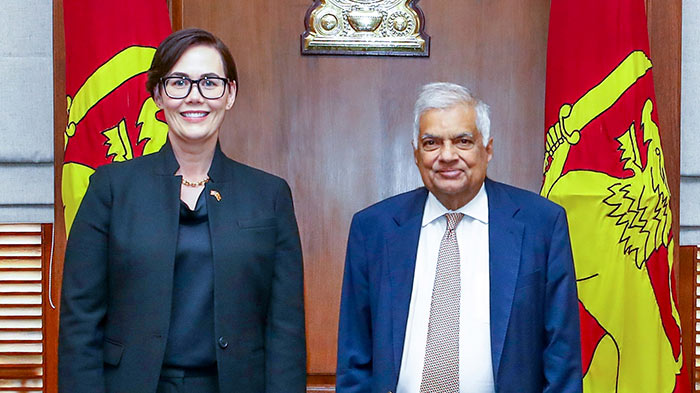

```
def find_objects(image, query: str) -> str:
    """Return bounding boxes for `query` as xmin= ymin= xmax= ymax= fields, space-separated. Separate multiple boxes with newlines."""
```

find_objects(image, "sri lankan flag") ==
xmin=540 ymin=0 xmax=687 ymax=391
xmin=63 ymin=0 xmax=171 ymax=234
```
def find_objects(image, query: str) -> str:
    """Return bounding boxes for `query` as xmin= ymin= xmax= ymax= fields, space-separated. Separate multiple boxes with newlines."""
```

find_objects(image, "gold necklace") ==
xmin=181 ymin=176 xmax=210 ymax=187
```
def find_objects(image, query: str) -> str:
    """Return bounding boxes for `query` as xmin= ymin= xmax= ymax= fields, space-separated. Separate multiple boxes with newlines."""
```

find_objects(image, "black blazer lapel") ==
xmin=147 ymin=141 xmax=182 ymax=323
xmin=205 ymin=177 xmax=244 ymax=329
xmin=203 ymin=143 xmax=238 ymax=266
xmin=387 ymin=188 xmax=428 ymax=372
xmin=202 ymin=144 xmax=246 ymax=320
xmin=485 ymin=179 xmax=524 ymax=379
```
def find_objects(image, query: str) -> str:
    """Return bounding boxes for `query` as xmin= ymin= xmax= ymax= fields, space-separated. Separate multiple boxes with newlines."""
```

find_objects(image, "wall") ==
xmin=681 ymin=0 xmax=700 ymax=245
xmin=0 ymin=0 xmax=54 ymax=223
xmin=49 ymin=0 xmax=684 ymax=388
xmin=175 ymin=0 xmax=552 ymax=377
xmin=172 ymin=0 xmax=682 ymax=381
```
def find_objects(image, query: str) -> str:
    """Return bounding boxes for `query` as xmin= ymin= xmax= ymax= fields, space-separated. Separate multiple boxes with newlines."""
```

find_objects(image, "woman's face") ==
xmin=155 ymin=44 xmax=236 ymax=148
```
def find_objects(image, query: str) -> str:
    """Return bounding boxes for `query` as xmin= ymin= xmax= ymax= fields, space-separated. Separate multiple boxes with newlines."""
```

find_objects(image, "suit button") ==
xmin=217 ymin=336 xmax=228 ymax=349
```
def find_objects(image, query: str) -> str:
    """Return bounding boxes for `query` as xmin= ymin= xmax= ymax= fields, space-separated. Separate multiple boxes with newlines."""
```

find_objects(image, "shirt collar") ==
xmin=422 ymin=183 xmax=489 ymax=227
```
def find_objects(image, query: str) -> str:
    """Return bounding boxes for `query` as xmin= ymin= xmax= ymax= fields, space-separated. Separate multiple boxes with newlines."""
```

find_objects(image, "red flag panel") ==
xmin=62 ymin=0 xmax=171 ymax=233
xmin=541 ymin=1 xmax=687 ymax=392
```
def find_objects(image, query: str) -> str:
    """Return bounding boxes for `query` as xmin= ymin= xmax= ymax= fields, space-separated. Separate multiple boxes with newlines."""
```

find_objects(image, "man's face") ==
xmin=414 ymin=104 xmax=493 ymax=210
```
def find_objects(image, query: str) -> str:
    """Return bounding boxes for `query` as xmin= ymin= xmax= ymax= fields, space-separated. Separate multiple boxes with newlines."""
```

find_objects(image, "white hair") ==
xmin=412 ymin=82 xmax=491 ymax=148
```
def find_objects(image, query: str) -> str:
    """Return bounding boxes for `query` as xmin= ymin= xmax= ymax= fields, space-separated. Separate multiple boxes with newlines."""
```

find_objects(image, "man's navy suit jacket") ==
xmin=336 ymin=179 xmax=582 ymax=393
xmin=59 ymin=142 xmax=306 ymax=393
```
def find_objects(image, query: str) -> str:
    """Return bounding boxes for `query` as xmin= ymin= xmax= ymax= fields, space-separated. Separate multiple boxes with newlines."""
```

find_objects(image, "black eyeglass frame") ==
xmin=159 ymin=76 xmax=230 ymax=100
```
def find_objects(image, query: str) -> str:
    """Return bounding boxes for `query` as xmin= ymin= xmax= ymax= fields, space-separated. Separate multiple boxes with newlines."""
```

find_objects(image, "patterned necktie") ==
xmin=420 ymin=212 xmax=464 ymax=393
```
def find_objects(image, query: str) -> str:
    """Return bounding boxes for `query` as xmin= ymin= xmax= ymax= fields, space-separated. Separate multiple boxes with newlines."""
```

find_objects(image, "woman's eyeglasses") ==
xmin=160 ymin=76 xmax=229 ymax=99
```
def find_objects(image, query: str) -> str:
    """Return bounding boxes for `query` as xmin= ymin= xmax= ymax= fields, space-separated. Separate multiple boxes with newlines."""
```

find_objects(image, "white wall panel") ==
xmin=0 ymin=57 xmax=54 ymax=163
xmin=0 ymin=165 xmax=53 ymax=205
xmin=0 ymin=0 xmax=52 ymax=57
xmin=0 ymin=0 xmax=53 ymax=223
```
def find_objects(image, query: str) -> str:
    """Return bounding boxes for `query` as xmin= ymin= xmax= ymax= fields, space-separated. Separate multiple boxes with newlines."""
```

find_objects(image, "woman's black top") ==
xmin=163 ymin=190 xmax=216 ymax=368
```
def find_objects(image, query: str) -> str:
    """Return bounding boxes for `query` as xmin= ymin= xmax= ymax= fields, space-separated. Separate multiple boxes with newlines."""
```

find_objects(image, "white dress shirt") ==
xmin=396 ymin=185 xmax=494 ymax=393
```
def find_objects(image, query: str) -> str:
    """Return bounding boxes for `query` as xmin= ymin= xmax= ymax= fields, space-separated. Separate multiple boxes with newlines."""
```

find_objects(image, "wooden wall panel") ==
xmin=0 ymin=224 xmax=47 ymax=392
xmin=647 ymin=0 xmax=685 ymax=387
xmin=50 ymin=1 xmax=65 ymax=392
xmin=179 ymin=0 xmax=551 ymax=375
xmin=648 ymin=0 xmax=681 ymax=252
xmin=679 ymin=246 xmax=696 ymax=390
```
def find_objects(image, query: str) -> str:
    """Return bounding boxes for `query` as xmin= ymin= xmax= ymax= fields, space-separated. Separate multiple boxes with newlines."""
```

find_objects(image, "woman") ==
xmin=59 ymin=28 xmax=306 ymax=393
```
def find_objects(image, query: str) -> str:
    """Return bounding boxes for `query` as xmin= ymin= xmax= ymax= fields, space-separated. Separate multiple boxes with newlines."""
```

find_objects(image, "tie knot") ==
xmin=445 ymin=213 xmax=464 ymax=231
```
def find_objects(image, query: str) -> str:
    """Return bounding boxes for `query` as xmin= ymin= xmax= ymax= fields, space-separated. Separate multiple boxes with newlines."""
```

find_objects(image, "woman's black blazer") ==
xmin=58 ymin=141 xmax=306 ymax=393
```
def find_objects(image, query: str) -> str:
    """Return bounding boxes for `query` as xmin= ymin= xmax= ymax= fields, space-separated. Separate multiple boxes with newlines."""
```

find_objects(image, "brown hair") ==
xmin=146 ymin=28 xmax=238 ymax=97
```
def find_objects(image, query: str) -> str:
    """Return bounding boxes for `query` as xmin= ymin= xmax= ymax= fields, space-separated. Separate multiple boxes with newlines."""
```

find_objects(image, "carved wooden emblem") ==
xmin=301 ymin=0 xmax=429 ymax=56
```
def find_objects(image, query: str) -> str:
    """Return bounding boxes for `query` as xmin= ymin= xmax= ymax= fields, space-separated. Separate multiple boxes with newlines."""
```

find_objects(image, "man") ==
xmin=336 ymin=82 xmax=582 ymax=393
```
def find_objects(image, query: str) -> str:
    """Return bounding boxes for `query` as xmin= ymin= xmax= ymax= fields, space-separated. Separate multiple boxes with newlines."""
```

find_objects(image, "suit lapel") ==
xmin=202 ymin=144 xmax=242 ymax=302
xmin=387 ymin=188 xmax=427 ymax=372
xmin=205 ymin=178 xmax=239 ymax=325
xmin=148 ymin=141 xmax=184 ymax=324
xmin=485 ymin=179 xmax=524 ymax=379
